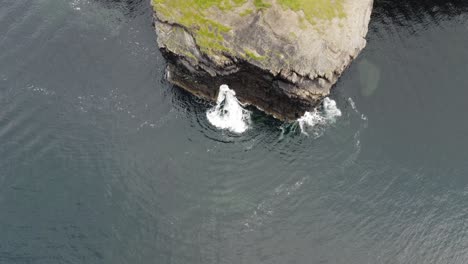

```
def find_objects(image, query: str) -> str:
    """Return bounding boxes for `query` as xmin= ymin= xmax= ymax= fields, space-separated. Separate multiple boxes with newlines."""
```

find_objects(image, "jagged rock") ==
xmin=151 ymin=0 xmax=374 ymax=121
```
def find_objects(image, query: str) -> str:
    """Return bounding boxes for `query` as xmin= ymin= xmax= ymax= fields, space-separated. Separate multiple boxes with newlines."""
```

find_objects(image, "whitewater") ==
xmin=207 ymin=85 xmax=342 ymax=135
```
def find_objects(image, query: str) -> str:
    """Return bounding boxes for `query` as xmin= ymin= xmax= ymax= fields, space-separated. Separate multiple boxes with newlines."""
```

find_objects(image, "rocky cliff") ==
xmin=151 ymin=0 xmax=374 ymax=121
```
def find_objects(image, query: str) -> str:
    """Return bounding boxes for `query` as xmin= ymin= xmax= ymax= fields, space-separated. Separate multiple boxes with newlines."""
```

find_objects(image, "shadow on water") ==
xmin=94 ymin=0 xmax=147 ymax=17
xmin=342 ymin=0 xmax=468 ymax=168
xmin=374 ymin=0 xmax=468 ymax=22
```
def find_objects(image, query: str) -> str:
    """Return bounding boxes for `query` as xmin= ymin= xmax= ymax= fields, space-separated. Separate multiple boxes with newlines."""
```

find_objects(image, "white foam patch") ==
xmin=207 ymin=85 xmax=251 ymax=134
xmin=348 ymin=97 xmax=368 ymax=121
xmin=242 ymin=177 xmax=307 ymax=231
xmin=71 ymin=0 xmax=87 ymax=10
xmin=298 ymin=97 xmax=342 ymax=136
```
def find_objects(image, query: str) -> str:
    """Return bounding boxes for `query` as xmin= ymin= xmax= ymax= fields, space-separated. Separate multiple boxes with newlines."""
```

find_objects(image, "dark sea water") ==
xmin=1 ymin=0 xmax=468 ymax=263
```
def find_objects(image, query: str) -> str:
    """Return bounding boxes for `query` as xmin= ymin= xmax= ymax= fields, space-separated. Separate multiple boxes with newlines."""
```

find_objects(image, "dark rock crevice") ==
xmin=152 ymin=0 xmax=374 ymax=121
xmin=162 ymin=48 xmax=319 ymax=121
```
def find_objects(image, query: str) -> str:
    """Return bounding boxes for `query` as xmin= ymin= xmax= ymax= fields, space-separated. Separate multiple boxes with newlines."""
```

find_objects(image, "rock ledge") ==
xmin=151 ymin=0 xmax=374 ymax=121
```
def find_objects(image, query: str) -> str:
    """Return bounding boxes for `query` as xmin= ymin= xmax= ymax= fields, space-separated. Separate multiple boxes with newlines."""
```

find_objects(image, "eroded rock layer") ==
xmin=152 ymin=0 xmax=374 ymax=121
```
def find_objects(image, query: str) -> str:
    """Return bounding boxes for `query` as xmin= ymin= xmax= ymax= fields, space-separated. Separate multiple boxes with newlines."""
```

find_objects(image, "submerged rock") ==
xmin=151 ymin=0 xmax=374 ymax=121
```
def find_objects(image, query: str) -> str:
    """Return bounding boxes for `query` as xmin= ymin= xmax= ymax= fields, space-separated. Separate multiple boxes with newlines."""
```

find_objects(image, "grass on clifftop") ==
xmin=153 ymin=0 xmax=246 ymax=54
xmin=152 ymin=0 xmax=345 ymax=54
xmin=277 ymin=0 xmax=345 ymax=21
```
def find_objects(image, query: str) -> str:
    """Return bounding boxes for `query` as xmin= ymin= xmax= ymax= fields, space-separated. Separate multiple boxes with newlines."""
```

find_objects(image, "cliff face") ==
xmin=151 ymin=0 xmax=374 ymax=121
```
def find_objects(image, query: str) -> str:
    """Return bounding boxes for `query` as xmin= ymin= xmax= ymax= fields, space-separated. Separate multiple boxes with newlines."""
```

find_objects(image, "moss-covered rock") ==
xmin=151 ymin=0 xmax=374 ymax=120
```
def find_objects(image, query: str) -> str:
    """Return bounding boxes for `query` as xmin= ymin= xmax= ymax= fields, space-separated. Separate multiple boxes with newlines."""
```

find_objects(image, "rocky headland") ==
xmin=151 ymin=0 xmax=374 ymax=121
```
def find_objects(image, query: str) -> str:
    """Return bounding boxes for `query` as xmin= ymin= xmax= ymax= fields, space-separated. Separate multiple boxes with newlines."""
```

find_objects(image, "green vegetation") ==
xmin=244 ymin=49 xmax=266 ymax=61
xmin=152 ymin=0 xmax=246 ymax=54
xmin=277 ymin=0 xmax=345 ymax=22
xmin=152 ymin=0 xmax=345 ymax=54
xmin=239 ymin=8 xmax=254 ymax=16
xmin=253 ymin=0 xmax=271 ymax=10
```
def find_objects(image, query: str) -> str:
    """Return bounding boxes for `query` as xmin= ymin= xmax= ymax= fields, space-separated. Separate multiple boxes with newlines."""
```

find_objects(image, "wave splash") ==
xmin=207 ymin=85 xmax=251 ymax=134
xmin=298 ymin=97 xmax=342 ymax=136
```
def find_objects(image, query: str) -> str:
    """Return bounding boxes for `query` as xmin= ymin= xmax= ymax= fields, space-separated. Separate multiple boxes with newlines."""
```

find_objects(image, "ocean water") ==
xmin=1 ymin=0 xmax=468 ymax=263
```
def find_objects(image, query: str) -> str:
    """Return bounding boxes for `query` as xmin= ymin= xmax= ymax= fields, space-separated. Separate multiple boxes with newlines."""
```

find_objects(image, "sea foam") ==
xmin=298 ymin=98 xmax=342 ymax=136
xmin=207 ymin=85 xmax=251 ymax=134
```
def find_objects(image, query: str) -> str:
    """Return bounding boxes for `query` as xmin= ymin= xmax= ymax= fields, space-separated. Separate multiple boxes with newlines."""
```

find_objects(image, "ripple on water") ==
xmin=0 ymin=93 xmax=57 ymax=169
xmin=3 ymin=0 xmax=468 ymax=262
xmin=166 ymin=83 xmax=370 ymax=232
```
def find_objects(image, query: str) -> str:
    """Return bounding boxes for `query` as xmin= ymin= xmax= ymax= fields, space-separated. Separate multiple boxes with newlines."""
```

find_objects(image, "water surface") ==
xmin=1 ymin=0 xmax=468 ymax=263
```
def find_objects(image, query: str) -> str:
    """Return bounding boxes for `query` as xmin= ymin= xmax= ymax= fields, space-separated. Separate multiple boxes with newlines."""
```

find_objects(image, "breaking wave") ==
xmin=297 ymin=98 xmax=342 ymax=136
xmin=206 ymin=85 xmax=251 ymax=134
